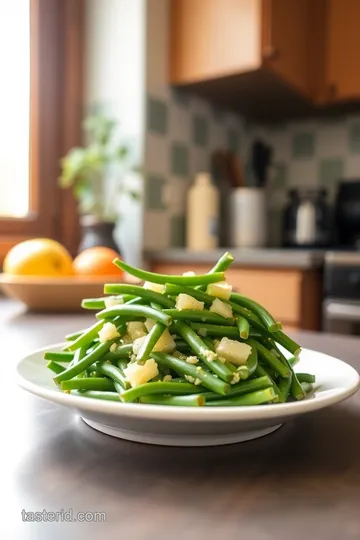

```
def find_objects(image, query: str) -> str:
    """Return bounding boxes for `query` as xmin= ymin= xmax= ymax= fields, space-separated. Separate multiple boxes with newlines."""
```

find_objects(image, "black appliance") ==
xmin=334 ymin=179 xmax=360 ymax=249
xmin=282 ymin=187 xmax=332 ymax=248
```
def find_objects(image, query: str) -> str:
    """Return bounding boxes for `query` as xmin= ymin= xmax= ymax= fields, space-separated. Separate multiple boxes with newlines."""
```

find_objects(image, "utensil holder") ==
xmin=230 ymin=188 xmax=267 ymax=247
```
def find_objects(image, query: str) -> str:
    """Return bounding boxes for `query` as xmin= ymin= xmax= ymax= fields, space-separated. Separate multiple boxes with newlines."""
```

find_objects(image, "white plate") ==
xmin=16 ymin=344 xmax=360 ymax=446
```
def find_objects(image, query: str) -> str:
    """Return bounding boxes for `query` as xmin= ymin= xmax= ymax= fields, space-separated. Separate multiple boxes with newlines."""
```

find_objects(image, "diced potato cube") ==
xmin=145 ymin=318 xmax=156 ymax=332
xmin=127 ymin=321 xmax=147 ymax=341
xmin=104 ymin=296 xmax=124 ymax=308
xmin=209 ymin=298 xmax=233 ymax=319
xmin=153 ymin=329 xmax=176 ymax=353
xmin=143 ymin=281 xmax=165 ymax=293
xmin=176 ymin=293 xmax=204 ymax=311
xmin=98 ymin=322 xmax=120 ymax=343
xmin=215 ymin=337 xmax=251 ymax=366
xmin=124 ymin=359 xmax=159 ymax=387
xmin=132 ymin=335 xmax=148 ymax=354
xmin=207 ymin=281 xmax=232 ymax=301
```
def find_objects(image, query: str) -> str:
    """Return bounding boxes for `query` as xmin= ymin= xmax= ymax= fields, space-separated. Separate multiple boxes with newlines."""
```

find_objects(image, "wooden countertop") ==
xmin=2 ymin=299 xmax=360 ymax=540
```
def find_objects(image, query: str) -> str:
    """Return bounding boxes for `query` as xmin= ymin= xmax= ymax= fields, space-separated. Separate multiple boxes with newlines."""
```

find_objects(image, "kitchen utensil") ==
xmin=230 ymin=187 xmax=267 ymax=247
xmin=282 ymin=187 xmax=332 ymax=248
xmin=251 ymin=139 xmax=272 ymax=187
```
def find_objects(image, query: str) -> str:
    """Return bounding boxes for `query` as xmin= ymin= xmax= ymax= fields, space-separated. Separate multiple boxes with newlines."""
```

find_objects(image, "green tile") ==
xmin=349 ymin=124 xmax=360 ymax=153
xmin=318 ymin=158 xmax=344 ymax=198
xmin=192 ymin=115 xmax=209 ymax=146
xmin=227 ymin=129 xmax=240 ymax=153
xmin=170 ymin=215 xmax=186 ymax=247
xmin=147 ymin=96 xmax=168 ymax=135
xmin=145 ymin=175 xmax=167 ymax=210
xmin=171 ymin=143 xmax=189 ymax=177
xmin=292 ymin=132 xmax=315 ymax=158
xmin=171 ymin=88 xmax=190 ymax=107
xmin=272 ymin=162 xmax=288 ymax=189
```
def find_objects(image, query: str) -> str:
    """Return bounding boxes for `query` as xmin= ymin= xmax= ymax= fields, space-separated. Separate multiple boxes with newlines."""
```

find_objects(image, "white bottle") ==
xmin=186 ymin=172 xmax=219 ymax=250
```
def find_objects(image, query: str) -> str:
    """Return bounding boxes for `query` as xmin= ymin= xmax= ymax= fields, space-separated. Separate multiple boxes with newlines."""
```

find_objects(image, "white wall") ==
xmin=84 ymin=0 xmax=146 ymax=265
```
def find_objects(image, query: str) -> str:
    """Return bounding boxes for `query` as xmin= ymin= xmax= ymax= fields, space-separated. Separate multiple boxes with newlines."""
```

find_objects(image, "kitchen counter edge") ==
xmin=144 ymin=248 xmax=325 ymax=270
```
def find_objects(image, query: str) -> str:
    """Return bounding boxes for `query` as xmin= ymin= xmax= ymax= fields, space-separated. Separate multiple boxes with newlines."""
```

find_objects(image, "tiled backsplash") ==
xmin=144 ymin=105 xmax=360 ymax=249
xmin=143 ymin=89 xmax=248 ymax=249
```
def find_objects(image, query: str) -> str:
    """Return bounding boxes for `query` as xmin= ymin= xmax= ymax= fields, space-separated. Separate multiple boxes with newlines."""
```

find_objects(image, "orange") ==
xmin=72 ymin=247 xmax=123 ymax=277
xmin=3 ymin=238 xmax=73 ymax=277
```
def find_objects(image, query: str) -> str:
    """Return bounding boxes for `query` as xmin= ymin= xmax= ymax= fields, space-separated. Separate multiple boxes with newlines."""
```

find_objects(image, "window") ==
xmin=0 ymin=0 xmax=83 ymax=260
xmin=0 ymin=1 xmax=30 ymax=218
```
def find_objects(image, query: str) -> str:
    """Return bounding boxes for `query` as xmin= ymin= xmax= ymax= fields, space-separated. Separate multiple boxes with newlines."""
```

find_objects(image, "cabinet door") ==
xmin=261 ymin=0 xmax=314 ymax=97
xmin=326 ymin=0 xmax=360 ymax=101
xmin=170 ymin=0 xmax=261 ymax=84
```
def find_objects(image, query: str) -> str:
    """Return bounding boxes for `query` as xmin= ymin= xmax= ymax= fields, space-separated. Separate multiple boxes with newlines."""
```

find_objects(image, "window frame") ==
xmin=0 ymin=0 xmax=83 ymax=260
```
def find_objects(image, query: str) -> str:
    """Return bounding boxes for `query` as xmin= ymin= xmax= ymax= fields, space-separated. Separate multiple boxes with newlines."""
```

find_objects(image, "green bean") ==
xmin=173 ymin=321 xmax=234 ymax=383
xmin=65 ymin=329 xmax=84 ymax=341
xmin=296 ymin=372 xmax=316 ymax=384
xmin=61 ymin=378 xmax=115 ymax=391
xmin=150 ymin=301 xmax=163 ymax=310
xmin=288 ymin=356 xmax=299 ymax=367
xmin=54 ymin=340 xmax=115 ymax=383
xmin=174 ymin=341 xmax=191 ymax=354
xmin=66 ymin=320 xmax=105 ymax=351
xmin=120 ymin=381 xmax=202 ymax=402
xmin=272 ymin=331 xmax=301 ymax=356
xmin=255 ymin=364 xmax=284 ymax=403
xmin=230 ymin=302 xmax=265 ymax=329
xmin=278 ymin=375 xmax=292 ymax=402
xmin=44 ymin=351 xmax=74 ymax=362
xmin=190 ymin=323 xmax=239 ymax=339
xmin=96 ymin=362 xmax=130 ymax=390
xmin=81 ymin=295 xmax=135 ymax=310
xmin=231 ymin=292 xmax=281 ymax=332
xmin=139 ymin=394 xmax=205 ymax=406
xmin=104 ymin=284 xmax=175 ymax=308
xmin=237 ymin=316 xmax=249 ymax=339
xmin=70 ymin=390 xmax=121 ymax=401
xmin=164 ymin=309 xmax=234 ymax=326
xmin=301 ymin=382 xmax=313 ymax=395
xmin=96 ymin=305 xmax=172 ymax=327
xmin=164 ymin=283 xmax=213 ymax=304
xmin=243 ymin=339 xmax=258 ymax=378
xmin=207 ymin=387 xmax=276 ymax=406
xmin=196 ymin=252 xmax=235 ymax=290
xmin=113 ymin=258 xmax=225 ymax=286
xmin=151 ymin=352 xmax=229 ymax=395
xmin=202 ymin=375 xmax=272 ymax=401
xmin=46 ymin=360 xmax=66 ymax=374
xmin=137 ymin=322 xmax=166 ymax=362
xmin=256 ymin=341 xmax=291 ymax=378
xmin=117 ymin=359 xmax=129 ymax=372
xmin=103 ymin=344 xmax=133 ymax=362
xmin=202 ymin=336 xmax=215 ymax=351
xmin=274 ymin=346 xmax=305 ymax=400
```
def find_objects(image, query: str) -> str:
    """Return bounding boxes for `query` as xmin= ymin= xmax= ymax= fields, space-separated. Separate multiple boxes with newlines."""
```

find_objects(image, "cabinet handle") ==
xmin=263 ymin=0 xmax=278 ymax=60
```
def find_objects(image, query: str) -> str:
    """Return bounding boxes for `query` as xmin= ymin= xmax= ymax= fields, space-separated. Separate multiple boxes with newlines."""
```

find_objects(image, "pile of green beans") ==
xmin=44 ymin=252 xmax=315 ymax=407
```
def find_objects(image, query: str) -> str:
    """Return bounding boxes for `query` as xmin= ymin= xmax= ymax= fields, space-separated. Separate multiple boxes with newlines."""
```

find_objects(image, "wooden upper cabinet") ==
xmin=170 ymin=0 xmax=315 ymax=100
xmin=170 ymin=0 xmax=262 ymax=83
xmin=325 ymin=0 xmax=360 ymax=102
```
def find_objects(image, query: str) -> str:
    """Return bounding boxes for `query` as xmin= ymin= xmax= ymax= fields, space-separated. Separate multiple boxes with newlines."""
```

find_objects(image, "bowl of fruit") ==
xmin=0 ymin=239 xmax=135 ymax=312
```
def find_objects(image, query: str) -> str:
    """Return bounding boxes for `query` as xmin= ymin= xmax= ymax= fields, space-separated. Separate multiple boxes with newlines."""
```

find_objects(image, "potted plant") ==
xmin=59 ymin=114 xmax=140 ymax=253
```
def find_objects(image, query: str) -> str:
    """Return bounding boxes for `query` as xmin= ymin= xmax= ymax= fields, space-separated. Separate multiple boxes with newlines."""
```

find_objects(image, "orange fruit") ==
xmin=72 ymin=247 xmax=123 ymax=277
xmin=4 ymin=238 xmax=73 ymax=277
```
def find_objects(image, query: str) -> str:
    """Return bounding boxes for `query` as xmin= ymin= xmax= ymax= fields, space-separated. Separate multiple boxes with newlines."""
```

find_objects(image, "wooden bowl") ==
xmin=0 ymin=274 xmax=139 ymax=312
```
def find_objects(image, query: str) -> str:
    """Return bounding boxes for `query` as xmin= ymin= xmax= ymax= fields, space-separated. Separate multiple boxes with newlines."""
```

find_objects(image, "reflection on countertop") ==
xmin=144 ymin=248 xmax=325 ymax=270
